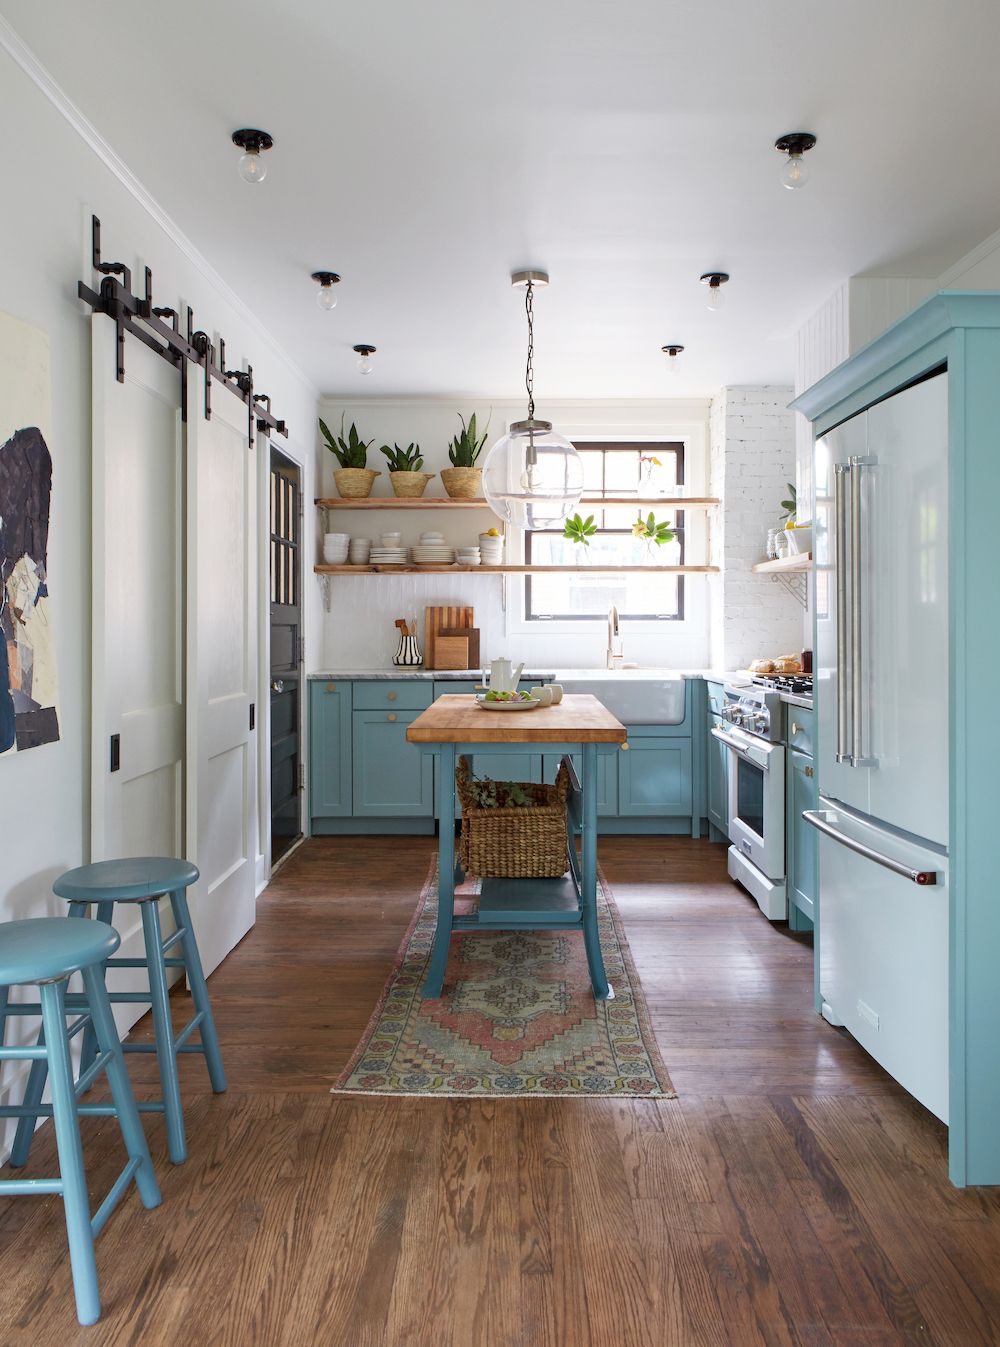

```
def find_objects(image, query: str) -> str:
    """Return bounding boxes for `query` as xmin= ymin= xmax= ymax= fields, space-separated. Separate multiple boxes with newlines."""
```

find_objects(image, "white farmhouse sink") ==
xmin=553 ymin=670 xmax=687 ymax=725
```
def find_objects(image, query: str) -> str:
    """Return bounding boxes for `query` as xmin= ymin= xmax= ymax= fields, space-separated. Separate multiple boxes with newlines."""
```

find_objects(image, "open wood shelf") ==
xmin=315 ymin=563 xmax=719 ymax=575
xmin=751 ymin=552 xmax=812 ymax=574
xmin=315 ymin=495 xmax=720 ymax=510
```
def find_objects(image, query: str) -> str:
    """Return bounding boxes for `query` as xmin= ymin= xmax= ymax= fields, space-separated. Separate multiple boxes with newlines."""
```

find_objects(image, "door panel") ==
xmin=269 ymin=448 xmax=302 ymax=861
xmin=619 ymin=736 xmax=692 ymax=816
xmin=186 ymin=365 xmax=257 ymax=976
xmin=706 ymin=713 xmax=728 ymax=835
xmin=309 ymin=681 xmax=352 ymax=818
xmin=544 ymin=751 xmax=618 ymax=816
xmin=787 ymin=749 xmax=817 ymax=922
xmin=352 ymin=711 xmax=433 ymax=817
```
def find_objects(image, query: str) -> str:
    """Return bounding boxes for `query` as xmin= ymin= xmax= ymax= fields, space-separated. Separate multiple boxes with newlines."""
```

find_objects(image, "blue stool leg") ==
xmin=9 ymin=1019 xmax=47 ymax=1168
xmin=80 ymin=964 xmax=160 ymax=1210
xmin=169 ymin=889 xmax=227 ymax=1093
xmin=71 ymin=900 xmax=114 ymax=1078
xmin=40 ymin=979 xmax=101 ymax=1327
xmin=140 ymin=900 xmax=187 ymax=1164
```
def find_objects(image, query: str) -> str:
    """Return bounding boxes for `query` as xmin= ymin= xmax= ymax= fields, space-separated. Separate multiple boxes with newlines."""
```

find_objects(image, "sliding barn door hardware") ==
xmin=78 ymin=214 xmax=289 ymax=437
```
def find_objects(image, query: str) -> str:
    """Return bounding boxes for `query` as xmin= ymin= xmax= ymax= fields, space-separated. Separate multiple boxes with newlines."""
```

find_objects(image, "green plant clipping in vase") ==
xmin=632 ymin=512 xmax=675 ymax=546
xmin=380 ymin=442 xmax=424 ymax=472
xmin=319 ymin=414 xmax=374 ymax=468
xmin=563 ymin=513 xmax=598 ymax=546
xmin=448 ymin=412 xmax=490 ymax=467
xmin=780 ymin=481 xmax=797 ymax=522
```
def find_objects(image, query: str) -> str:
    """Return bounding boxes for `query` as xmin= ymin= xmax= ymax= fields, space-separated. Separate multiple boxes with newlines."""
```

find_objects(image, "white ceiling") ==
xmin=5 ymin=0 xmax=1000 ymax=398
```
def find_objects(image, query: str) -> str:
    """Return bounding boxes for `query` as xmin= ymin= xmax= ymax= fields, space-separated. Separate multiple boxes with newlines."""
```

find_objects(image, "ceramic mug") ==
xmin=530 ymin=685 xmax=553 ymax=706
xmin=549 ymin=683 xmax=564 ymax=704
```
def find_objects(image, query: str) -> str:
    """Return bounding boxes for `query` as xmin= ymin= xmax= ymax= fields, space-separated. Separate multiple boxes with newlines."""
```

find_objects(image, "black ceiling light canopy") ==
xmin=311 ymin=271 xmax=341 ymax=310
xmin=232 ymin=128 xmax=274 ymax=183
xmin=774 ymin=131 xmax=817 ymax=190
xmin=700 ymin=272 xmax=730 ymax=311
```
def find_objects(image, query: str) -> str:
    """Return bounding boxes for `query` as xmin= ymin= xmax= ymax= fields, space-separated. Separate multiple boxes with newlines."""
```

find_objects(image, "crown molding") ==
xmin=0 ymin=15 xmax=319 ymax=400
xmin=937 ymin=224 xmax=1000 ymax=287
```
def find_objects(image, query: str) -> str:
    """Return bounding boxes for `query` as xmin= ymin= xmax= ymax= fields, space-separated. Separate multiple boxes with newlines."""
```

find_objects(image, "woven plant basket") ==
xmin=334 ymin=467 xmax=380 ymax=499
xmin=456 ymin=755 xmax=571 ymax=879
xmin=390 ymin=471 xmax=435 ymax=498
xmin=440 ymin=467 xmax=483 ymax=500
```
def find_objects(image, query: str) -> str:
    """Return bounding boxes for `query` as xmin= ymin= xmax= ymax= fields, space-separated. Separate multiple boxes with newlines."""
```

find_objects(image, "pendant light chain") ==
xmin=525 ymin=280 xmax=535 ymax=423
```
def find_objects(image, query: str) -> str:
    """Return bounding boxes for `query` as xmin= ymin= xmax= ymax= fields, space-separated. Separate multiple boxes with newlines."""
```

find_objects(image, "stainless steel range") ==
xmin=710 ymin=677 xmax=812 ymax=920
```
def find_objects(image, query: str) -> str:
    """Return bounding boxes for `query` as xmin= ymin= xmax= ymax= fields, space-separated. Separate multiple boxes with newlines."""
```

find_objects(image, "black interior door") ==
xmin=269 ymin=448 xmax=302 ymax=863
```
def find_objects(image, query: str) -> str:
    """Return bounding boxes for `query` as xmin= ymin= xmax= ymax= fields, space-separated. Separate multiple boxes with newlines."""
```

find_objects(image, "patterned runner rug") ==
xmin=332 ymin=860 xmax=675 ymax=1099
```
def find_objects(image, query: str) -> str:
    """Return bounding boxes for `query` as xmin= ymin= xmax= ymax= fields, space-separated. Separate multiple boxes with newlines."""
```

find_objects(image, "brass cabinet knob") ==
xmin=805 ymin=764 xmax=814 ymax=778
xmin=387 ymin=691 xmax=397 ymax=701
xmin=791 ymin=721 xmax=801 ymax=736
xmin=621 ymin=741 xmax=630 ymax=751
xmin=325 ymin=682 xmax=336 ymax=693
xmin=387 ymin=712 xmax=397 ymax=722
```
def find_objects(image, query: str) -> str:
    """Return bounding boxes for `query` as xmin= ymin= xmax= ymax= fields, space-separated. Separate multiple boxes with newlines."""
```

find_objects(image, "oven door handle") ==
xmin=802 ymin=809 xmax=940 ymax=885
xmin=710 ymin=726 xmax=770 ymax=771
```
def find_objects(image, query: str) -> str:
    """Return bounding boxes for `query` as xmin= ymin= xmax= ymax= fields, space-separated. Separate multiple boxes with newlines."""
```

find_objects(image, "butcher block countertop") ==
xmin=406 ymin=693 xmax=627 ymax=745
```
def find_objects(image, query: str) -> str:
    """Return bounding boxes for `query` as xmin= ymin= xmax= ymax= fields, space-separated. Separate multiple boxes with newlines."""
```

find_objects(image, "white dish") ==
xmin=475 ymin=695 xmax=543 ymax=712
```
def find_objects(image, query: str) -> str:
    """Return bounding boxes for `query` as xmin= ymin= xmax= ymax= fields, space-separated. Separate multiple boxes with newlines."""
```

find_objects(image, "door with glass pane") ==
xmin=269 ymin=447 xmax=302 ymax=862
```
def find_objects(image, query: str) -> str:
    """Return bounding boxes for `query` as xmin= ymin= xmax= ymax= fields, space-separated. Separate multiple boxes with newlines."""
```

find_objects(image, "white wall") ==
xmin=317 ymin=397 xmax=714 ymax=670
xmin=0 ymin=35 xmax=319 ymax=1144
xmin=708 ymin=387 xmax=803 ymax=671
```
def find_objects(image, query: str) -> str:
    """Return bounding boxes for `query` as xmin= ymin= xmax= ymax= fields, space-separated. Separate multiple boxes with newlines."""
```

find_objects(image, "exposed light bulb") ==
xmin=706 ymin=282 xmax=723 ymax=312
xmin=666 ymin=354 xmax=680 ymax=374
xmin=238 ymin=151 xmax=267 ymax=184
xmin=661 ymin=344 xmax=684 ymax=374
xmin=781 ymin=151 xmax=809 ymax=190
xmin=520 ymin=463 xmax=545 ymax=492
xmin=357 ymin=352 xmax=373 ymax=375
xmin=316 ymin=284 xmax=338 ymax=311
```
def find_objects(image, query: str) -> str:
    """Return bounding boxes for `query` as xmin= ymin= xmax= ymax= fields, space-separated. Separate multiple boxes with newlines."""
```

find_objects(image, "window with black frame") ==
xmin=525 ymin=442 xmax=685 ymax=621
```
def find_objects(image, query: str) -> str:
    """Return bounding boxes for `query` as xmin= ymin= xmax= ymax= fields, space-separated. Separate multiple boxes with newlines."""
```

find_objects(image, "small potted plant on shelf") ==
xmin=380 ymin=442 xmax=435 ymax=498
xmin=780 ymin=482 xmax=812 ymax=556
xmin=319 ymin=415 xmax=380 ymax=498
xmin=441 ymin=411 xmax=490 ymax=499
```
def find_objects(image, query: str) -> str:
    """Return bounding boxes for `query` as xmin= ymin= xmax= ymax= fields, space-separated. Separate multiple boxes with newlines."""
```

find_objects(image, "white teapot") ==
xmin=488 ymin=658 xmax=524 ymax=694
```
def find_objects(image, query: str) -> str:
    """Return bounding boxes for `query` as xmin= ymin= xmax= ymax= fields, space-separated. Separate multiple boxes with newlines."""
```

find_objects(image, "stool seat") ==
xmin=53 ymin=856 xmax=199 ymax=902
xmin=0 ymin=918 xmax=120 ymax=985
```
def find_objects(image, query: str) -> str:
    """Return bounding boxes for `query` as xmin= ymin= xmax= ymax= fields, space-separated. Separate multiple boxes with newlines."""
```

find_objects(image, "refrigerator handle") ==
xmin=849 ymin=454 xmax=878 ymax=767
xmin=802 ymin=809 xmax=940 ymax=885
xmin=834 ymin=463 xmax=851 ymax=762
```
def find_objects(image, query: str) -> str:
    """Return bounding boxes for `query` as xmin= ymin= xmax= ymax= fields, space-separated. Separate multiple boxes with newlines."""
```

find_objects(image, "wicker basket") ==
xmin=334 ymin=467 xmax=380 ymax=499
xmin=390 ymin=470 xmax=435 ymax=498
xmin=456 ymin=755 xmax=571 ymax=879
xmin=440 ymin=466 xmax=483 ymax=500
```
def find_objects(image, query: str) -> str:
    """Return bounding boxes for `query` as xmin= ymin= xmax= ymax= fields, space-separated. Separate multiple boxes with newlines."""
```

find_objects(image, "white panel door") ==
xmin=866 ymin=373 xmax=949 ymax=846
xmin=91 ymin=316 xmax=184 ymax=863
xmin=186 ymin=363 xmax=258 ymax=976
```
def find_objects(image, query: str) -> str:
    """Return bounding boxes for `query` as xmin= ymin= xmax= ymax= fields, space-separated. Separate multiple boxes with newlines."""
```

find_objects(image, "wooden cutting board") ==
xmin=424 ymin=606 xmax=474 ymax=669
xmin=441 ymin=626 xmax=480 ymax=669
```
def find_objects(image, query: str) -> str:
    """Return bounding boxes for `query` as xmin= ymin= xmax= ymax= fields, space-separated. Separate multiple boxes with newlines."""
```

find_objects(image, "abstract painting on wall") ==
xmin=0 ymin=310 xmax=59 ymax=755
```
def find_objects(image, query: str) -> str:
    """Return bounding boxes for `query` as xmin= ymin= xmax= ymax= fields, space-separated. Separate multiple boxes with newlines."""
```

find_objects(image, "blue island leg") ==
xmin=422 ymin=743 xmax=456 ymax=998
xmin=581 ymin=742 xmax=612 ymax=1000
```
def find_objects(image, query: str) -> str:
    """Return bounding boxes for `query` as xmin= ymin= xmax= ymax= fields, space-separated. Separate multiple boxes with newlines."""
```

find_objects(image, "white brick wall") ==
xmin=709 ymin=386 xmax=803 ymax=670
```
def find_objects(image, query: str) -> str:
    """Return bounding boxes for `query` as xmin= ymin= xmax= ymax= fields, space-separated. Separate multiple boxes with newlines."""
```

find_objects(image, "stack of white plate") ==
xmin=479 ymin=533 xmax=504 ymax=565
xmin=456 ymin=547 xmax=481 ymax=567
xmin=370 ymin=546 xmax=409 ymax=567
xmin=323 ymin=532 xmax=350 ymax=564
xmin=348 ymin=538 xmax=371 ymax=565
xmin=412 ymin=543 xmax=455 ymax=567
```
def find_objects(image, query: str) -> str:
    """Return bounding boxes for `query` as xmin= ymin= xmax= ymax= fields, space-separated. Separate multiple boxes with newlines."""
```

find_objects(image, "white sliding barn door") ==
xmin=91 ymin=316 xmax=184 ymax=863
xmin=185 ymin=364 xmax=258 ymax=975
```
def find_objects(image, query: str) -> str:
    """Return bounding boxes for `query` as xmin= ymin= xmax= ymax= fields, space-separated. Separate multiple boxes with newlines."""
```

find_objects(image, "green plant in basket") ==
xmin=632 ymin=512 xmax=675 ymax=546
xmin=380 ymin=442 xmax=424 ymax=472
xmin=563 ymin=513 xmax=598 ymax=546
xmin=448 ymin=412 xmax=490 ymax=466
xmin=319 ymin=414 xmax=374 ymax=468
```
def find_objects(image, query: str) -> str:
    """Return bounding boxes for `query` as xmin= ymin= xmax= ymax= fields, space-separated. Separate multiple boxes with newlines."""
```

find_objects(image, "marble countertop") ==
xmin=308 ymin=667 xmax=744 ymax=683
xmin=308 ymin=669 xmax=556 ymax=681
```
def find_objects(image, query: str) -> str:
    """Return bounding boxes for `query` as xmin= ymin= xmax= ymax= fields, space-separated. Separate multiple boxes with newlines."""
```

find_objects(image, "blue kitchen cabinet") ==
xmin=618 ymin=727 xmax=693 ymax=818
xmin=352 ymin=709 xmax=434 ymax=817
xmin=706 ymin=711 xmax=728 ymax=840
xmin=543 ymin=750 xmax=620 ymax=816
xmin=786 ymin=747 xmax=817 ymax=931
xmin=309 ymin=680 xmax=352 ymax=822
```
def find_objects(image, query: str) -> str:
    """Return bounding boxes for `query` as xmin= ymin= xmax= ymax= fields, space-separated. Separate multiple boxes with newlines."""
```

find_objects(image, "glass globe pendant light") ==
xmin=482 ymin=271 xmax=583 ymax=531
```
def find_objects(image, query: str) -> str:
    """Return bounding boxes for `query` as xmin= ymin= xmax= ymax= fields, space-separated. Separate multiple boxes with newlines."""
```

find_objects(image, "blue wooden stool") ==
xmin=13 ymin=858 xmax=226 ymax=1168
xmin=0 ymin=917 xmax=161 ymax=1325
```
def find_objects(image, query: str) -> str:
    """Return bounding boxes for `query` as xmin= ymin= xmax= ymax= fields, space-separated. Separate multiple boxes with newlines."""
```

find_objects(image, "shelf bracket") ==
xmin=771 ymin=572 xmax=808 ymax=608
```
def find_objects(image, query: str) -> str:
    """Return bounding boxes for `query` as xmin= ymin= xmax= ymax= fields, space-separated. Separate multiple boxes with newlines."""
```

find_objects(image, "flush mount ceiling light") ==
xmin=352 ymin=344 xmax=376 ymax=375
xmin=774 ymin=131 xmax=817 ymax=190
xmin=232 ymin=128 xmax=274 ymax=184
xmin=481 ymin=270 xmax=583 ymax=531
xmin=312 ymin=271 xmax=341 ymax=310
xmin=700 ymin=272 xmax=730 ymax=311
xmin=661 ymin=344 xmax=685 ymax=374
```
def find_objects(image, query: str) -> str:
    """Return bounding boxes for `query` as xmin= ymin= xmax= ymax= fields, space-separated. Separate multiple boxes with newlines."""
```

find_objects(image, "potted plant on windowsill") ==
xmin=380 ymin=442 xmax=435 ymax=498
xmin=441 ymin=412 xmax=490 ymax=499
xmin=320 ymin=416 xmax=379 ymax=498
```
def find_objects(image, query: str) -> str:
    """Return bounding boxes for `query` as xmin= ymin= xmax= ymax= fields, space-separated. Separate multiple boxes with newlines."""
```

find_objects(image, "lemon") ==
xmin=486 ymin=527 xmax=500 ymax=537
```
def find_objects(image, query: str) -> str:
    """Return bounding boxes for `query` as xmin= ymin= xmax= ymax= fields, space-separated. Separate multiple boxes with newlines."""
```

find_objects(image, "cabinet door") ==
xmin=309 ymin=681 xmax=352 ymax=818
xmin=352 ymin=710 xmax=434 ymax=817
xmin=787 ymin=748 xmax=818 ymax=926
xmin=618 ymin=733 xmax=693 ymax=817
xmin=544 ymin=751 xmax=619 ymax=816
xmin=706 ymin=713 xmax=728 ymax=836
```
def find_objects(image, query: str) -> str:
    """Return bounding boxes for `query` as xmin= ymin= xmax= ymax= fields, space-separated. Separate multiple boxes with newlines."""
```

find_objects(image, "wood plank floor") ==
xmin=2 ymin=836 xmax=1000 ymax=1346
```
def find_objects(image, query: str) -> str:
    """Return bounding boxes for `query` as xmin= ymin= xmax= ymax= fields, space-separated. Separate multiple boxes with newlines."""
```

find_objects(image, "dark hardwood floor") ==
xmin=2 ymin=836 xmax=999 ymax=1346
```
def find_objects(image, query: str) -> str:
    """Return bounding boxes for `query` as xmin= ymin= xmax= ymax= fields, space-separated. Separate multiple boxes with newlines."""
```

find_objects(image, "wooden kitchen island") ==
xmin=406 ymin=693 xmax=627 ymax=1000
